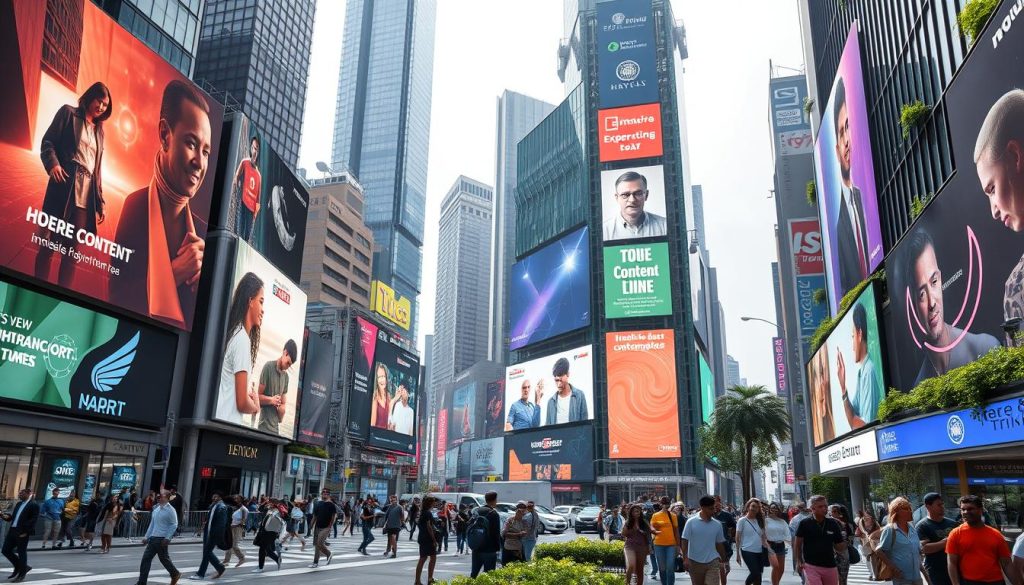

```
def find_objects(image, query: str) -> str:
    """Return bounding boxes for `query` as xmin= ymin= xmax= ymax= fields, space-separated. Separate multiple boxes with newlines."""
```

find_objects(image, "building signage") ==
xmin=371 ymin=281 xmax=412 ymax=331
xmin=597 ymin=475 xmax=685 ymax=485
xmin=199 ymin=431 xmax=274 ymax=469
xmin=769 ymin=76 xmax=810 ymax=158
xmin=772 ymin=337 xmax=787 ymax=397
xmin=598 ymin=103 xmax=664 ymax=162
xmin=877 ymin=397 xmax=1024 ymax=460
xmin=111 ymin=466 xmax=137 ymax=491
xmin=603 ymin=243 xmax=672 ymax=318
xmin=47 ymin=458 xmax=80 ymax=499
xmin=789 ymin=218 xmax=828 ymax=357
xmin=817 ymin=430 xmax=878 ymax=473
xmin=106 ymin=440 xmax=149 ymax=457
xmin=596 ymin=0 xmax=659 ymax=108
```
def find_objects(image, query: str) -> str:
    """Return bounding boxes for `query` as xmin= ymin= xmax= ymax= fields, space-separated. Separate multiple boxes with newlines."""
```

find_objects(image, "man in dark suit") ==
xmin=832 ymin=76 xmax=870 ymax=296
xmin=190 ymin=492 xmax=228 ymax=580
xmin=2 ymin=489 xmax=39 ymax=582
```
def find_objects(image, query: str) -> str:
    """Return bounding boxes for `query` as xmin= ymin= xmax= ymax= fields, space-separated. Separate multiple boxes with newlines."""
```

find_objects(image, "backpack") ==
xmin=291 ymin=506 xmax=304 ymax=520
xmin=466 ymin=508 xmax=491 ymax=551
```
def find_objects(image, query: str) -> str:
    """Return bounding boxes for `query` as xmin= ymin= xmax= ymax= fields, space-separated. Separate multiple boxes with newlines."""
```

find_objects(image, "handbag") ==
xmin=874 ymin=526 xmax=896 ymax=580
xmin=669 ymin=511 xmax=685 ymax=573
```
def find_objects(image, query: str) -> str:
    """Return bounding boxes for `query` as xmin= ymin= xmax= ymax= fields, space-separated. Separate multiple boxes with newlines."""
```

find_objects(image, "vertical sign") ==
xmin=596 ymin=0 xmax=659 ymax=108
xmin=772 ymin=337 xmax=787 ymax=397
xmin=789 ymin=218 xmax=828 ymax=357
xmin=769 ymin=76 xmax=811 ymax=155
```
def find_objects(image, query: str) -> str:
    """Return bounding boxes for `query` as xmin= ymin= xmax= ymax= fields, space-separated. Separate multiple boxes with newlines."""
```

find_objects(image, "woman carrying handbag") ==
xmin=736 ymin=499 xmax=772 ymax=585
xmin=251 ymin=500 xmax=283 ymax=573
xmin=856 ymin=509 xmax=881 ymax=580
xmin=651 ymin=496 xmax=685 ymax=585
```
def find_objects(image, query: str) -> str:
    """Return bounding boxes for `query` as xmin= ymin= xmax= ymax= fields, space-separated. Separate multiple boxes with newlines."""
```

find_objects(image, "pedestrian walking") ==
xmin=715 ymin=496 xmax=738 ymax=585
xmin=408 ymin=497 xmax=420 ymax=541
xmin=358 ymin=496 xmax=377 ymax=554
xmin=40 ymin=488 xmax=65 ymax=550
xmin=501 ymin=501 xmax=529 ymax=565
xmin=622 ymin=503 xmax=653 ymax=585
xmin=873 ymin=497 xmax=922 ymax=585
xmin=469 ymin=491 xmax=502 ymax=578
xmin=915 ymin=494 xmax=955 ymax=585
xmin=737 ymin=498 xmax=771 ymax=585
xmin=342 ymin=500 xmax=354 ymax=536
xmin=167 ymin=487 xmax=183 ymax=537
xmin=280 ymin=498 xmax=307 ymax=551
xmin=134 ymin=490 xmax=180 ymax=585
xmin=98 ymin=497 xmax=120 ymax=554
xmin=946 ymin=494 xmax=1019 ymax=585
xmin=605 ymin=504 xmax=625 ymax=540
xmin=454 ymin=504 xmax=470 ymax=556
xmin=789 ymin=503 xmax=811 ymax=577
xmin=221 ymin=495 xmax=247 ymax=568
xmin=309 ymin=489 xmax=336 ymax=568
xmin=382 ymin=495 xmax=405 ymax=558
xmin=304 ymin=494 xmax=316 ymax=538
xmin=60 ymin=490 xmax=80 ymax=548
xmin=189 ymin=492 xmax=229 ymax=581
xmin=651 ymin=497 xmax=685 ymax=585
xmin=251 ymin=500 xmax=283 ymax=573
xmin=521 ymin=501 xmax=539 ymax=561
xmin=855 ymin=509 xmax=881 ymax=580
xmin=765 ymin=503 xmax=792 ymax=585
xmin=598 ymin=504 xmax=607 ymax=541
xmin=82 ymin=494 xmax=101 ymax=551
xmin=793 ymin=495 xmax=847 ymax=585
xmin=415 ymin=496 xmax=439 ymax=585
xmin=681 ymin=495 xmax=729 ymax=585
xmin=829 ymin=505 xmax=856 ymax=585
xmin=2 ymin=489 xmax=39 ymax=583
xmin=436 ymin=501 xmax=451 ymax=553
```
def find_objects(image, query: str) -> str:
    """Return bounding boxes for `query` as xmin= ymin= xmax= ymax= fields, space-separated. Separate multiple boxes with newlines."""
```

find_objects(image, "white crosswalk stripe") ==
xmin=847 ymin=561 xmax=874 ymax=585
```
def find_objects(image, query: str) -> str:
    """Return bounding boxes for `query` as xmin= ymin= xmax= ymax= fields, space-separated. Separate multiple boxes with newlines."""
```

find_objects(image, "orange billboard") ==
xmin=606 ymin=329 xmax=681 ymax=459
xmin=598 ymin=103 xmax=663 ymax=162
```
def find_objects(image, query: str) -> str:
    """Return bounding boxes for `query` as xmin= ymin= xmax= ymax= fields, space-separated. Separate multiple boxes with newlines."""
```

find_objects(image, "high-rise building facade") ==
xmin=193 ymin=0 xmax=315 ymax=168
xmin=725 ymin=355 xmax=743 ymax=390
xmin=431 ymin=177 xmax=494 ymax=390
xmin=93 ymin=0 xmax=203 ymax=74
xmin=488 ymin=91 xmax=556 ymax=364
xmin=331 ymin=0 xmax=438 ymax=337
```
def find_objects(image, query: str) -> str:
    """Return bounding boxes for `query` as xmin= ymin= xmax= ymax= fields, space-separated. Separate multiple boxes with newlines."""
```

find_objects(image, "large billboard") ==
xmin=509 ymin=226 xmax=591 ymax=350
xmin=698 ymin=349 xmax=715 ymax=423
xmin=448 ymin=381 xmax=476 ymax=446
xmin=296 ymin=330 xmax=331 ymax=447
xmin=0 ymin=2 xmax=224 ymax=330
xmin=600 ymin=165 xmax=667 ymax=242
xmin=814 ymin=23 xmax=884 ymax=314
xmin=885 ymin=0 xmax=1024 ymax=392
xmin=790 ymin=220 xmax=828 ymax=353
xmin=598 ymin=103 xmax=664 ymax=162
xmin=218 ymin=114 xmax=308 ymax=284
xmin=483 ymin=380 xmax=504 ymax=439
xmin=876 ymin=397 xmax=1024 ymax=461
xmin=603 ymin=242 xmax=672 ymax=318
xmin=506 ymin=424 xmax=594 ymax=482
xmin=470 ymin=437 xmax=504 ymax=479
xmin=365 ymin=325 xmax=421 ymax=454
xmin=213 ymin=239 xmax=306 ymax=439
xmin=806 ymin=283 xmax=885 ymax=447
xmin=606 ymin=330 xmax=681 ymax=459
xmin=370 ymin=280 xmax=412 ymax=332
xmin=770 ymin=76 xmax=812 ymax=156
xmin=504 ymin=345 xmax=594 ymax=431
xmin=0 ymin=277 xmax=176 ymax=427
xmin=595 ymin=0 xmax=658 ymax=109
xmin=347 ymin=316 xmax=379 ymax=440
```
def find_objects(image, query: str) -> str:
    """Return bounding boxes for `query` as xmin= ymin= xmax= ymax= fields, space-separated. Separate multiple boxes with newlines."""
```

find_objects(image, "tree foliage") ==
xmin=958 ymin=0 xmax=1000 ymax=46
xmin=871 ymin=463 xmax=929 ymax=507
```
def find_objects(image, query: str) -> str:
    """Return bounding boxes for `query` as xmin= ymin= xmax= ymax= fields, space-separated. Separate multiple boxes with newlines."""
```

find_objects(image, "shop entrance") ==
xmin=196 ymin=466 xmax=269 ymax=502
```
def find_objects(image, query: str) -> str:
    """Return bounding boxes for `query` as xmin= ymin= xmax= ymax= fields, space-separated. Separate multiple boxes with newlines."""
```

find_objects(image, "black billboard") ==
xmin=297 ymin=330 xmax=331 ymax=447
xmin=504 ymin=423 xmax=594 ymax=482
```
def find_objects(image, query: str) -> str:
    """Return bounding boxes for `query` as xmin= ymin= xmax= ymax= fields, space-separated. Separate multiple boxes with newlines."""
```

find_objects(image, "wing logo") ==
xmin=90 ymin=332 xmax=140 ymax=392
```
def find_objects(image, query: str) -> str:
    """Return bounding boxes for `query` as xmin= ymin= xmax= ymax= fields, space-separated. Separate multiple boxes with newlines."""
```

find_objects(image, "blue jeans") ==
xmin=197 ymin=539 xmax=225 ymax=577
xmin=456 ymin=531 xmax=466 ymax=553
xmin=522 ymin=538 xmax=536 ymax=561
xmin=359 ymin=522 xmax=375 ymax=551
xmin=654 ymin=544 xmax=679 ymax=585
xmin=471 ymin=551 xmax=497 ymax=577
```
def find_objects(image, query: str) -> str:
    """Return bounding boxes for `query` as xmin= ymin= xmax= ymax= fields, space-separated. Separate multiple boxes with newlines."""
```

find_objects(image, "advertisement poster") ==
xmin=0 ymin=277 xmax=176 ymax=427
xmin=347 ymin=316 xmax=379 ymax=439
xmin=603 ymin=242 xmax=672 ymax=318
xmin=505 ymin=424 xmax=594 ymax=482
xmin=877 ymin=397 xmax=1024 ymax=461
xmin=470 ymin=437 xmax=504 ymax=479
xmin=448 ymin=382 xmax=476 ymax=446
xmin=504 ymin=345 xmax=594 ymax=431
xmin=770 ymin=76 xmax=812 ymax=155
xmin=885 ymin=0 xmax=1024 ymax=393
xmin=773 ymin=337 xmax=788 ymax=397
xmin=606 ymin=330 xmax=680 ymax=459
xmin=509 ymin=226 xmax=591 ymax=350
xmin=436 ymin=408 xmax=449 ymax=466
xmin=366 ymin=326 xmax=421 ymax=454
xmin=47 ymin=458 xmax=80 ymax=499
xmin=483 ymin=380 xmax=504 ymax=439
xmin=370 ymin=280 xmax=412 ymax=332
xmin=218 ymin=114 xmax=308 ymax=283
xmin=790 ymin=218 xmax=829 ymax=356
xmin=806 ymin=283 xmax=885 ymax=446
xmin=82 ymin=474 xmax=97 ymax=504
xmin=212 ymin=240 xmax=307 ymax=440
xmin=0 ymin=2 xmax=224 ymax=330
xmin=698 ymin=350 xmax=715 ymax=423
xmin=595 ymin=0 xmax=658 ymax=109
xmin=111 ymin=466 xmax=137 ymax=492
xmin=814 ymin=23 xmax=884 ymax=314
xmin=600 ymin=165 xmax=667 ymax=242
xmin=297 ymin=331 xmax=332 ymax=447
xmin=598 ymin=103 xmax=664 ymax=162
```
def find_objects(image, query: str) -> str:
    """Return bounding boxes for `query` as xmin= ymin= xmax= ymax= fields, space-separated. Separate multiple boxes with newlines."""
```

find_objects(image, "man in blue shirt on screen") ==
xmin=545 ymin=358 xmax=588 ymax=426
xmin=837 ymin=303 xmax=883 ymax=429
xmin=505 ymin=379 xmax=542 ymax=431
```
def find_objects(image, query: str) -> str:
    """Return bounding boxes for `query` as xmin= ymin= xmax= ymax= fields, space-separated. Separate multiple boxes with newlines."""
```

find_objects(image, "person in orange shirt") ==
xmin=946 ymin=495 xmax=1019 ymax=585
xmin=650 ymin=496 xmax=685 ymax=585
xmin=232 ymin=134 xmax=262 ymax=241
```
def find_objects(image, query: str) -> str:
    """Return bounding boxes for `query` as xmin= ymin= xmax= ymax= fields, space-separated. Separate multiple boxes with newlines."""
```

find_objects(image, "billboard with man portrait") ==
xmin=0 ymin=2 xmax=224 ymax=330
xmin=365 ymin=325 xmax=421 ymax=454
xmin=600 ymin=165 xmax=667 ymax=242
xmin=504 ymin=345 xmax=594 ymax=432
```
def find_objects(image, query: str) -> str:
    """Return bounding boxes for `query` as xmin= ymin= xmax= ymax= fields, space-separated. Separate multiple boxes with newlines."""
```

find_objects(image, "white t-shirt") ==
xmin=216 ymin=327 xmax=252 ymax=425
xmin=391 ymin=402 xmax=414 ymax=435
xmin=765 ymin=517 xmax=790 ymax=543
xmin=556 ymin=394 xmax=571 ymax=424
xmin=738 ymin=517 xmax=765 ymax=553
xmin=1013 ymin=533 xmax=1024 ymax=559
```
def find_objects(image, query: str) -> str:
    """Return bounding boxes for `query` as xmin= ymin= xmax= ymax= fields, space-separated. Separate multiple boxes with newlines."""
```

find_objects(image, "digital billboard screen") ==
xmin=0 ymin=277 xmax=176 ymax=427
xmin=470 ymin=437 xmax=504 ymax=479
xmin=296 ymin=330 xmax=331 ymax=447
xmin=505 ymin=424 xmax=594 ymax=482
xmin=483 ymin=380 xmax=504 ymax=439
xmin=348 ymin=316 xmax=379 ymax=440
xmin=366 ymin=326 xmax=421 ymax=454
xmin=876 ymin=397 xmax=1024 ymax=461
xmin=595 ymin=0 xmax=658 ymax=109
xmin=606 ymin=330 xmax=680 ymax=459
xmin=508 ymin=226 xmax=590 ymax=350
xmin=504 ymin=345 xmax=593 ymax=431
xmin=805 ymin=282 xmax=885 ymax=447
xmin=884 ymin=0 xmax=1024 ymax=393
xmin=698 ymin=349 xmax=715 ymax=423
xmin=603 ymin=242 xmax=672 ymax=318
xmin=448 ymin=381 xmax=476 ymax=446
xmin=600 ymin=165 xmax=667 ymax=242
xmin=814 ymin=23 xmax=884 ymax=315
xmin=598 ymin=103 xmax=664 ymax=163
xmin=213 ymin=239 xmax=307 ymax=440
xmin=0 ymin=1 xmax=224 ymax=330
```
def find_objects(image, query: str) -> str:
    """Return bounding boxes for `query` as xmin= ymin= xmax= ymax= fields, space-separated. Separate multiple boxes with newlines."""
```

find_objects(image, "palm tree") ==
xmin=708 ymin=384 xmax=790 ymax=502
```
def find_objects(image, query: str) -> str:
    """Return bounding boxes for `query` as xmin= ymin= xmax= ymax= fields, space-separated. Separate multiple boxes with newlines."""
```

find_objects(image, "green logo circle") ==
xmin=607 ymin=41 xmax=620 ymax=52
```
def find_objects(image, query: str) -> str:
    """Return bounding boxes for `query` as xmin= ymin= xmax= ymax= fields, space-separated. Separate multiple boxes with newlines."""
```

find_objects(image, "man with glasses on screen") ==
xmin=836 ymin=303 xmax=883 ymax=429
xmin=602 ymin=170 xmax=667 ymax=240
xmin=505 ymin=379 xmax=542 ymax=431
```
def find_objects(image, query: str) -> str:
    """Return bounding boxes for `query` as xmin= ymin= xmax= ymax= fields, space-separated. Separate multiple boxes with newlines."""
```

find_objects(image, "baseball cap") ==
xmin=516 ymin=500 xmax=528 ymax=508
xmin=923 ymin=493 xmax=943 ymax=505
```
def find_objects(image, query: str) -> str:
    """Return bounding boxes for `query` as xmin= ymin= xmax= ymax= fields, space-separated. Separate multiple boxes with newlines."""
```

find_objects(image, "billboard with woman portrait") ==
xmin=365 ymin=326 xmax=421 ymax=454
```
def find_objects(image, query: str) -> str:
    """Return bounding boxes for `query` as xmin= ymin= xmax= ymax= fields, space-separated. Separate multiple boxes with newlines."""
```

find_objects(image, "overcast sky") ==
xmin=298 ymin=0 xmax=805 ymax=390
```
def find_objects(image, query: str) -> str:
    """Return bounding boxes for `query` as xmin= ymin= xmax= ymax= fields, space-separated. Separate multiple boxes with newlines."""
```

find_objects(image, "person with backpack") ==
xmin=454 ymin=504 xmax=470 ymax=556
xmin=357 ymin=496 xmax=377 ymax=555
xmin=605 ymin=504 xmax=625 ymax=541
xmin=251 ymin=499 xmax=283 ymax=573
xmin=190 ymin=492 xmax=229 ymax=581
xmin=221 ymin=495 xmax=247 ymax=568
xmin=280 ymin=498 xmax=307 ymax=551
xmin=468 ymin=491 xmax=501 ymax=577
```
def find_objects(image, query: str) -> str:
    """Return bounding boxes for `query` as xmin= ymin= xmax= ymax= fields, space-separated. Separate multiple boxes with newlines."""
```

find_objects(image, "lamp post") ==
xmin=740 ymin=316 xmax=779 ymax=328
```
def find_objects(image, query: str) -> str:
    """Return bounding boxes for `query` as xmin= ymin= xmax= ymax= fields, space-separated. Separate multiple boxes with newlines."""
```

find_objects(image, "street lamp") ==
xmin=740 ymin=316 xmax=779 ymax=328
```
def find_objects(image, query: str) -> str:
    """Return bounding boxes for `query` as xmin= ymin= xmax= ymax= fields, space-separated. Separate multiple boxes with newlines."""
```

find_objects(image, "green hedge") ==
xmin=534 ymin=537 xmax=626 ymax=569
xmin=441 ymin=557 xmax=625 ymax=584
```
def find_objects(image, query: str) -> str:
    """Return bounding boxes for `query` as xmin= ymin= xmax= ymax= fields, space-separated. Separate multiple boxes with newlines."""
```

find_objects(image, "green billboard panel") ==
xmin=698 ymin=350 xmax=715 ymax=423
xmin=603 ymin=242 xmax=672 ymax=318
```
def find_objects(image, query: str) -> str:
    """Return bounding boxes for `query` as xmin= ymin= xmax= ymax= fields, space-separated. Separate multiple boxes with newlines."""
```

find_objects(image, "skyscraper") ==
xmin=488 ymin=91 xmax=555 ymax=364
xmin=431 ymin=177 xmax=494 ymax=390
xmin=192 ymin=0 xmax=315 ymax=169
xmin=726 ymin=355 xmax=744 ymax=390
xmin=331 ymin=0 xmax=438 ymax=337
xmin=93 ymin=0 xmax=202 ymax=75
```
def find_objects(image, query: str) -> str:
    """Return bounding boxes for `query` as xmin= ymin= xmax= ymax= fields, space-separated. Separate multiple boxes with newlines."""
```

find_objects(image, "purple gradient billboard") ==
xmin=814 ymin=22 xmax=884 ymax=315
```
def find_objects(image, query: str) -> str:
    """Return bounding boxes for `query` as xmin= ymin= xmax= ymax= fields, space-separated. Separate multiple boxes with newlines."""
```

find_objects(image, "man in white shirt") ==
xmin=389 ymin=384 xmax=415 ymax=435
xmin=544 ymin=358 xmax=589 ymax=426
xmin=602 ymin=170 xmax=668 ymax=241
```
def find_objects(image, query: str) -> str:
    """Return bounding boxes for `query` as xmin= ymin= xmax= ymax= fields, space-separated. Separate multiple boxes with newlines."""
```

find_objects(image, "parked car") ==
xmin=574 ymin=506 xmax=603 ymax=534
xmin=553 ymin=505 xmax=584 ymax=527
xmin=496 ymin=502 xmax=568 ymax=534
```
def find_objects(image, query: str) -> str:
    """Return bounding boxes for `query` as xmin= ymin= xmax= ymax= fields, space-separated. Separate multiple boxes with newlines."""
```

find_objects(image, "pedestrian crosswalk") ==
xmin=847 ymin=560 xmax=874 ymax=585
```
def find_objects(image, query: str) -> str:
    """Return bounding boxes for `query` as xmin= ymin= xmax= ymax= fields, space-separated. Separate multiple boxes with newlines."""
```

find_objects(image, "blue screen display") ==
xmin=876 ymin=396 xmax=1024 ymax=460
xmin=596 ymin=0 xmax=660 ymax=109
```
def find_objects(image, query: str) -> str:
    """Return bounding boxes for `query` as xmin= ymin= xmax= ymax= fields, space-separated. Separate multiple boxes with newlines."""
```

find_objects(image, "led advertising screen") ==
xmin=218 ymin=114 xmax=308 ymax=283
xmin=770 ymin=75 xmax=813 ymax=156
xmin=366 ymin=326 xmax=421 ymax=454
xmin=698 ymin=349 xmax=715 ymax=423
xmin=45 ymin=457 xmax=81 ymax=499
xmin=296 ymin=330 xmax=331 ymax=447
xmin=504 ymin=345 xmax=594 ymax=431
xmin=0 ymin=2 xmax=224 ymax=330
xmin=606 ymin=330 xmax=681 ymax=459
xmin=505 ymin=424 xmax=594 ymax=482
xmin=598 ymin=103 xmax=663 ymax=162
xmin=814 ymin=23 xmax=884 ymax=315
xmin=790 ymin=219 xmax=828 ymax=355
xmin=213 ymin=239 xmax=306 ymax=440
xmin=347 ymin=316 xmax=379 ymax=440
xmin=483 ymin=380 xmax=504 ymax=439
xmin=0 ymin=277 xmax=176 ymax=427
xmin=603 ymin=242 xmax=672 ymax=318
xmin=600 ymin=165 xmax=667 ymax=242
xmin=595 ymin=0 xmax=658 ymax=109
xmin=885 ymin=0 xmax=1024 ymax=393
xmin=509 ymin=226 xmax=591 ymax=350
xmin=805 ymin=282 xmax=885 ymax=447
xmin=448 ymin=381 xmax=476 ymax=446
xmin=876 ymin=397 xmax=1024 ymax=461
xmin=470 ymin=437 xmax=504 ymax=479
